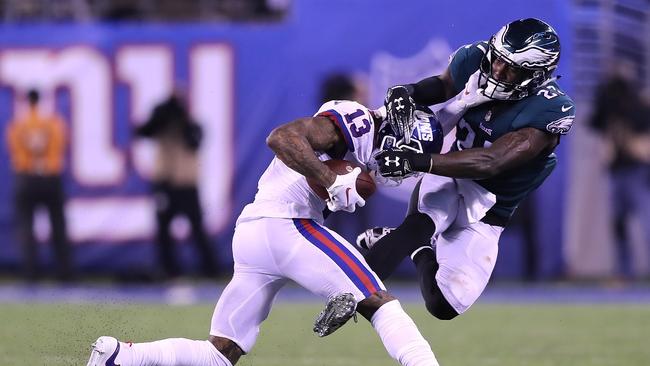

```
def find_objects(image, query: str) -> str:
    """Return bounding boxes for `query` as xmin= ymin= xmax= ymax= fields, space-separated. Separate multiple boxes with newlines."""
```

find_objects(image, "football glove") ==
xmin=458 ymin=70 xmax=492 ymax=108
xmin=384 ymin=86 xmax=415 ymax=144
xmin=326 ymin=167 xmax=366 ymax=213
xmin=374 ymin=149 xmax=432 ymax=178
xmin=434 ymin=70 xmax=492 ymax=133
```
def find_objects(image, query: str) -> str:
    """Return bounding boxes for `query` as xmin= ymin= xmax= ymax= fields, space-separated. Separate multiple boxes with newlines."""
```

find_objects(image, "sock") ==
xmin=410 ymin=246 xmax=434 ymax=261
xmin=115 ymin=338 xmax=232 ymax=366
xmin=364 ymin=213 xmax=435 ymax=279
xmin=412 ymin=246 xmax=440 ymax=306
xmin=371 ymin=300 xmax=439 ymax=366
xmin=412 ymin=247 xmax=458 ymax=320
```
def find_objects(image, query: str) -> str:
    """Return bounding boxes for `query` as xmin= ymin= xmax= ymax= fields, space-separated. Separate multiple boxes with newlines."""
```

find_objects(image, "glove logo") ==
xmin=383 ymin=156 xmax=401 ymax=167
xmin=393 ymin=97 xmax=405 ymax=111
xmin=345 ymin=187 xmax=351 ymax=206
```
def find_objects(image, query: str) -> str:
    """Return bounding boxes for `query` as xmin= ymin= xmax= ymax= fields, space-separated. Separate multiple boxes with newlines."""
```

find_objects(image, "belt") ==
xmin=480 ymin=211 xmax=508 ymax=227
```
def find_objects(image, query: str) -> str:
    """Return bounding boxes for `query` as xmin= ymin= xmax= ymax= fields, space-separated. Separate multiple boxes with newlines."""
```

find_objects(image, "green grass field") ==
xmin=1 ymin=302 xmax=649 ymax=366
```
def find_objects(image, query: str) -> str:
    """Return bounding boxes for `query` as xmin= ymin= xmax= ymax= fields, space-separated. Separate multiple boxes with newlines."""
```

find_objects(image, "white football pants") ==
xmin=416 ymin=174 xmax=504 ymax=314
xmin=210 ymin=217 xmax=385 ymax=353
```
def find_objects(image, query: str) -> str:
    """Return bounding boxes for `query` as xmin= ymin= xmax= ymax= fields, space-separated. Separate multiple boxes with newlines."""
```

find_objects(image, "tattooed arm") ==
xmin=266 ymin=116 xmax=346 ymax=187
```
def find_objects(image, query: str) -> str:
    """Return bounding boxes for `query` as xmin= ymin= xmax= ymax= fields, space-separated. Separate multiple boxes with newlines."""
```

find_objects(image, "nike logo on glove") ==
xmin=345 ymin=187 xmax=351 ymax=206
xmin=561 ymin=104 xmax=573 ymax=112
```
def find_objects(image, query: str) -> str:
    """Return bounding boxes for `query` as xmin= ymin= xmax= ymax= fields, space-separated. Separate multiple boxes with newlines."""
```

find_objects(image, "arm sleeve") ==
xmin=409 ymin=76 xmax=448 ymax=106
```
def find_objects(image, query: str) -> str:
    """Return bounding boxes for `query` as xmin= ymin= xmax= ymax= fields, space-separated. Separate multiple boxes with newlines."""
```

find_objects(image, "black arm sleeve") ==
xmin=407 ymin=76 xmax=448 ymax=106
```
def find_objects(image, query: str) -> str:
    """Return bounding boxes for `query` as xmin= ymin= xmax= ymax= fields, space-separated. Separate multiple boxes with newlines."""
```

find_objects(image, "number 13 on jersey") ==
xmin=345 ymin=109 xmax=371 ymax=137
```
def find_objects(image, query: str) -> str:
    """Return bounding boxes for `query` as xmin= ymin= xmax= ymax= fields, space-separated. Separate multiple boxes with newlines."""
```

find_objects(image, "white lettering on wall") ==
xmin=116 ymin=45 xmax=173 ymax=180
xmin=191 ymin=44 xmax=234 ymax=233
xmin=0 ymin=43 xmax=235 ymax=242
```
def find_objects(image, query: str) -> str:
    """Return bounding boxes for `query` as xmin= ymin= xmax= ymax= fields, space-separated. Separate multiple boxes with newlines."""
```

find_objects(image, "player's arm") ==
xmin=384 ymin=67 xmax=456 ymax=143
xmin=428 ymin=128 xmax=558 ymax=178
xmin=376 ymin=127 xmax=558 ymax=179
xmin=266 ymin=116 xmax=343 ymax=187
xmin=404 ymin=67 xmax=457 ymax=105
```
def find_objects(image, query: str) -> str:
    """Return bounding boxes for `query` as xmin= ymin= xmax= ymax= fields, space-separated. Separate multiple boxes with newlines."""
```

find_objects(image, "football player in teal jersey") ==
xmin=357 ymin=18 xmax=575 ymax=320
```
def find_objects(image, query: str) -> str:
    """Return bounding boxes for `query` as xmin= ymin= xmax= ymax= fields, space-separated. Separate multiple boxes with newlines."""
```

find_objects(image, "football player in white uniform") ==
xmin=86 ymin=100 xmax=442 ymax=366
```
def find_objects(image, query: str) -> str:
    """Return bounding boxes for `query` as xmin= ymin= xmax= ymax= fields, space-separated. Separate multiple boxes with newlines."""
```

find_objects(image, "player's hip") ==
xmin=415 ymin=174 xmax=498 ymax=235
xmin=232 ymin=217 xmax=384 ymax=299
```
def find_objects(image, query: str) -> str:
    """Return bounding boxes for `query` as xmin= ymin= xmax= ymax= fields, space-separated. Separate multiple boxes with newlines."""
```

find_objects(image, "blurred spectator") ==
xmin=5 ymin=89 xmax=72 ymax=282
xmin=590 ymin=65 xmax=650 ymax=279
xmin=134 ymin=90 xmax=218 ymax=279
xmin=507 ymin=195 xmax=539 ymax=281
xmin=101 ymin=0 xmax=144 ymax=21
xmin=3 ymin=0 xmax=90 ymax=22
xmin=319 ymin=72 xmax=368 ymax=104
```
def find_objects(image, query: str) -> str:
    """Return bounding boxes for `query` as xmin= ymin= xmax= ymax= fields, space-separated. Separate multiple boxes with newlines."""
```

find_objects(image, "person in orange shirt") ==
xmin=5 ymin=89 xmax=72 ymax=282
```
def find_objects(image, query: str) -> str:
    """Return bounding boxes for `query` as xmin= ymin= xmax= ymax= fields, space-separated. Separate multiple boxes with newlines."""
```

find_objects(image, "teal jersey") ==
xmin=447 ymin=42 xmax=575 ymax=219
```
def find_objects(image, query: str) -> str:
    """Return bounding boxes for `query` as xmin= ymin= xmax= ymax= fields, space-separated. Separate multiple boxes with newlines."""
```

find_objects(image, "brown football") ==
xmin=307 ymin=159 xmax=376 ymax=200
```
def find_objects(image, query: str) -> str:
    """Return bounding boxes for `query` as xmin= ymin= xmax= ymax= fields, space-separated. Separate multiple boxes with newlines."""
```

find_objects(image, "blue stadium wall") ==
xmin=0 ymin=0 xmax=573 ymax=279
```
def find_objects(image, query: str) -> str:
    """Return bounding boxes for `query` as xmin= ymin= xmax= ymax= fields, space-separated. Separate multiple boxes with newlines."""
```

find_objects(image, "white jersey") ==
xmin=237 ymin=100 xmax=376 ymax=225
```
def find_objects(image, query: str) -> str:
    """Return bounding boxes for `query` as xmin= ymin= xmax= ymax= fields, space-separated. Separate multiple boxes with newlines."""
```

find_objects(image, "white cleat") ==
xmin=87 ymin=336 xmax=121 ymax=366
xmin=355 ymin=227 xmax=394 ymax=250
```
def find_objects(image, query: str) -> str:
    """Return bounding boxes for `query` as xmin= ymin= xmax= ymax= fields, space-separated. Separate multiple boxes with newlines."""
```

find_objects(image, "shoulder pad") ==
xmin=514 ymin=85 xmax=575 ymax=135
xmin=449 ymin=41 xmax=487 ymax=94
xmin=316 ymin=100 xmax=366 ymax=116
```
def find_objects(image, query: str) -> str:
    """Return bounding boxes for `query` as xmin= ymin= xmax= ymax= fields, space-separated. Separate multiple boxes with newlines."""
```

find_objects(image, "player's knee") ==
xmin=208 ymin=335 xmax=244 ymax=365
xmin=398 ymin=212 xmax=435 ymax=243
xmin=356 ymin=290 xmax=396 ymax=320
xmin=424 ymin=296 xmax=459 ymax=320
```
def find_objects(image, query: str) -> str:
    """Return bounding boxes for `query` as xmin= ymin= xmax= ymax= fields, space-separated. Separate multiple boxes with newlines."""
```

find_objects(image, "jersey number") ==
xmin=456 ymin=118 xmax=491 ymax=150
xmin=537 ymin=85 xmax=564 ymax=99
xmin=345 ymin=109 xmax=371 ymax=137
xmin=456 ymin=118 xmax=477 ymax=149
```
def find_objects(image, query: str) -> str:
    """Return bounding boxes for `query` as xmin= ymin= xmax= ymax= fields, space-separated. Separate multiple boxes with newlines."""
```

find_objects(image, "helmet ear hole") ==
xmin=532 ymin=70 xmax=545 ymax=84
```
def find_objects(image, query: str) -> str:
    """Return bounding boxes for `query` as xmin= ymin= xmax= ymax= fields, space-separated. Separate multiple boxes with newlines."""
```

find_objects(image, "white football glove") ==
xmin=458 ymin=69 xmax=492 ymax=108
xmin=435 ymin=70 xmax=492 ymax=133
xmin=326 ymin=167 xmax=366 ymax=213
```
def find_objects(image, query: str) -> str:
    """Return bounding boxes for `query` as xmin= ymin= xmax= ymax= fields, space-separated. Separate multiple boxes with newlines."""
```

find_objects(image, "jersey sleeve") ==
xmin=512 ymin=90 xmax=576 ymax=135
xmin=315 ymin=100 xmax=375 ymax=165
xmin=448 ymin=41 xmax=487 ymax=94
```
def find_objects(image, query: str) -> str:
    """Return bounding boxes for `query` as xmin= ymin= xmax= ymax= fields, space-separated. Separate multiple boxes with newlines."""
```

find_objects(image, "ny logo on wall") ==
xmin=0 ymin=44 xmax=235 ymax=243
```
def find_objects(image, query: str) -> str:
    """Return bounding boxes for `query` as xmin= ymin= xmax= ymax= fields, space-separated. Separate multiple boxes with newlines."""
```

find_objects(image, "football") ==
xmin=307 ymin=159 xmax=376 ymax=201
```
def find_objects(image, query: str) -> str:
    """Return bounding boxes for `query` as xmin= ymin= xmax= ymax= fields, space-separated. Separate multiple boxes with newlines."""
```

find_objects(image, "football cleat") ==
xmin=355 ymin=227 xmax=395 ymax=250
xmin=313 ymin=293 xmax=357 ymax=337
xmin=86 ymin=336 xmax=120 ymax=366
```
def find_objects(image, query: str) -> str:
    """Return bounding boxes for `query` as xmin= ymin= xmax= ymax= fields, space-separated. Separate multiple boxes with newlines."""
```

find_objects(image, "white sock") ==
xmin=371 ymin=300 xmax=439 ymax=366
xmin=115 ymin=338 xmax=232 ymax=366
